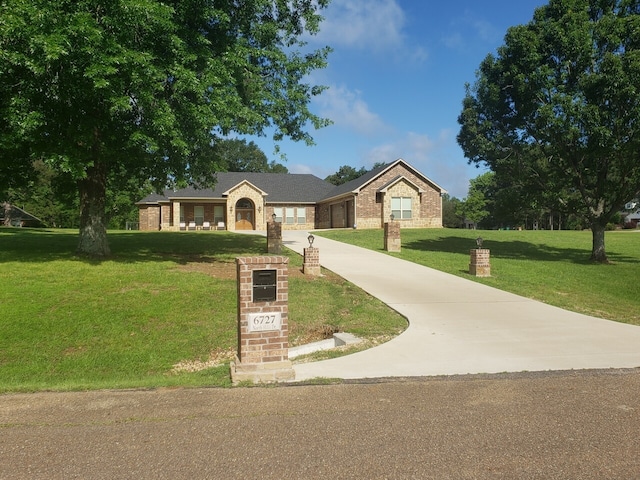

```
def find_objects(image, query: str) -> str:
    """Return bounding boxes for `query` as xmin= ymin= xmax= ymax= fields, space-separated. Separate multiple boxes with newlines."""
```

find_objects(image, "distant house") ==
xmin=136 ymin=158 xmax=446 ymax=232
xmin=0 ymin=204 xmax=45 ymax=228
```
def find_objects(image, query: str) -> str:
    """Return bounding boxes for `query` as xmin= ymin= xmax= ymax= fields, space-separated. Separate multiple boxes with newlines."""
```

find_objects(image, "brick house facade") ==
xmin=137 ymin=159 xmax=446 ymax=232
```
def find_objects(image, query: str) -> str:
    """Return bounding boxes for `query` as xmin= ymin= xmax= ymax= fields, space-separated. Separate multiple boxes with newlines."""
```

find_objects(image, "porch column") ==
xmin=172 ymin=201 xmax=181 ymax=229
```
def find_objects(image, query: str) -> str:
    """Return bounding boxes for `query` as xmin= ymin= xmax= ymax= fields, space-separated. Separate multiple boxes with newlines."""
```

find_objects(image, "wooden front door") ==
xmin=235 ymin=209 xmax=254 ymax=230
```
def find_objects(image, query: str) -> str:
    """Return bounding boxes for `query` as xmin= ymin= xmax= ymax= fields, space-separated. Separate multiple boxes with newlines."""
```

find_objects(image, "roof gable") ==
xmin=222 ymin=179 xmax=268 ymax=197
xmin=377 ymin=175 xmax=424 ymax=193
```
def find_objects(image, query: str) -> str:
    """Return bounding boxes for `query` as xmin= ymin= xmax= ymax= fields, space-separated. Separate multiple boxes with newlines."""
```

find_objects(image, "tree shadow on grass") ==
xmin=0 ymin=228 xmax=271 ymax=265
xmin=403 ymin=235 xmax=639 ymax=265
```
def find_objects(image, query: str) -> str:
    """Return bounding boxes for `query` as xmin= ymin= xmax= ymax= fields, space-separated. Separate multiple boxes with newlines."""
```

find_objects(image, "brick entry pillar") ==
xmin=384 ymin=220 xmax=401 ymax=252
xmin=469 ymin=249 xmax=491 ymax=277
xmin=303 ymin=246 xmax=320 ymax=276
xmin=267 ymin=220 xmax=282 ymax=254
xmin=230 ymin=256 xmax=295 ymax=384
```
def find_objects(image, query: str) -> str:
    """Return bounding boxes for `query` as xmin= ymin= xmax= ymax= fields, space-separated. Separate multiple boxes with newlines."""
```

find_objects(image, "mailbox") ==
xmin=253 ymin=269 xmax=276 ymax=302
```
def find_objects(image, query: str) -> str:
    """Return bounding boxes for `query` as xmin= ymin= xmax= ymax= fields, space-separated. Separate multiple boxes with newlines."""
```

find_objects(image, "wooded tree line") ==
xmin=1 ymin=139 xmax=287 ymax=229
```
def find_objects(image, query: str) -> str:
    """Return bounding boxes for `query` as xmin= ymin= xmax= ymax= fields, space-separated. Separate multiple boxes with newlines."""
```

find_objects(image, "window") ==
xmin=391 ymin=197 xmax=412 ymax=219
xmin=194 ymin=206 xmax=204 ymax=225
xmin=286 ymin=207 xmax=295 ymax=224
xmin=214 ymin=205 xmax=224 ymax=224
xmin=273 ymin=207 xmax=283 ymax=222
xmin=297 ymin=207 xmax=306 ymax=224
xmin=180 ymin=205 xmax=185 ymax=223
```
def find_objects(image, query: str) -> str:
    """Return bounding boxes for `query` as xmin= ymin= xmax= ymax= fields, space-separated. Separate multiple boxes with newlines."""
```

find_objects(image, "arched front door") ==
xmin=234 ymin=198 xmax=255 ymax=230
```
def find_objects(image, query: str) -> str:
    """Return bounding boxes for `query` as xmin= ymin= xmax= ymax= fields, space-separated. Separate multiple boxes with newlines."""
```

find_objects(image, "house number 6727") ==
xmin=247 ymin=312 xmax=282 ymax=332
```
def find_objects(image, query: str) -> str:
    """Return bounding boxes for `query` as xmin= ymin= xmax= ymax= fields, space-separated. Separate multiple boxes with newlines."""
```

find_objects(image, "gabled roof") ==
xmin=0 ymin=204 xmax=45 ymax=227
xmin=137 ymin=172 xmax=335 ymax=205
xmin=319 ymin=158 xmax=446 ymax=202
xmin=136 ymin=160 xmax=446 ymax=206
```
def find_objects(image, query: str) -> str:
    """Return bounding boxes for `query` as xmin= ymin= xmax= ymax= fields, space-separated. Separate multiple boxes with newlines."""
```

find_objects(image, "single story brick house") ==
xmin=136 ymin=158 xmax=446 ymax=232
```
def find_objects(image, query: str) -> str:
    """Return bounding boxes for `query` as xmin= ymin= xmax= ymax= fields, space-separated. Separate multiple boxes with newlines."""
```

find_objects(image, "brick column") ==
xmin=469 ymin=249 xmax=491 ymax=277
xmin=230 ymin=256 xmax=294 ymax=384
xmin=267 ymin=220 xmax=282 ymax=254
xmin=303 ymin=246 xmax=321 ymax=276
xmin=172 ymin=202 xmax=181 ymax=230
xmin=384 ymin=221 xmax=401 ymax=252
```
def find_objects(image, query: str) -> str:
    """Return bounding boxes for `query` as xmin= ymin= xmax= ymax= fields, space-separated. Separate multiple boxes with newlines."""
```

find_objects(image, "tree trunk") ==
xmin=77 ymin=160 xmax=110 ymax=257
xmin=590 ymin=222 xmax=608 ymax=263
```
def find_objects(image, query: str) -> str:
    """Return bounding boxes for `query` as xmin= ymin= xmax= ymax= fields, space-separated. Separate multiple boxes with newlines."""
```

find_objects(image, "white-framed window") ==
xmin=286 ymin=207 xmax=295 ymax=224
xmin=297 ymin=207 xmax=306 ymax=224
xmin=273 ymin=207 xmax=283 ymax=223
xmin=214 ymin=205 xmax=224 ymax=224
xmin=391 ymin=197 xmax=412 ymax=219
xmin=194 ymin=206 xmax=204 ymax=225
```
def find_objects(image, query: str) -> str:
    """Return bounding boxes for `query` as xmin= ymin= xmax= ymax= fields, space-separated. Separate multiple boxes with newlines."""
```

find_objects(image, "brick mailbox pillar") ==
xmin=384 ymin=220 xmax=401 ymax=252
xmin=266 ymin=219 xmax=282 ymax=254
xmin=230 ymin=256 xmax=295 ymax=384
xmin=469 ymin=248 xmax=491 ymax=277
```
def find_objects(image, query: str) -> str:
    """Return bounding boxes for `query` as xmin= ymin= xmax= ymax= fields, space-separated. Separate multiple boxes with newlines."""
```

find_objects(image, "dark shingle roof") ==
xmin=136 ymin=160 xmax=445 ymax=205
xmin=137 ymin=172 xmax=336 ymax=204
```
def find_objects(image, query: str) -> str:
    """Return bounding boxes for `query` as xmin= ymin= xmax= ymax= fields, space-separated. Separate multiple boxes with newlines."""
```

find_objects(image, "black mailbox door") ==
xmin=253 ymin=270 xmax=276 ymax=302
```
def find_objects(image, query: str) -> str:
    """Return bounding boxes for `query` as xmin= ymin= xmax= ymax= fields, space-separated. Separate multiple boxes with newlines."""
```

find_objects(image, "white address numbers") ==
xmin=247 ymin=312 xmax=282 ymax=332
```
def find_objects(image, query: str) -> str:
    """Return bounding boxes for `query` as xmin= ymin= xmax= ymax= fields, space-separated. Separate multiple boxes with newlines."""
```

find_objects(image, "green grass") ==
xmin=316 ymin=228 xmax=640 ymax=326
xmin=0 ymin=228 xmax=407 ymax=393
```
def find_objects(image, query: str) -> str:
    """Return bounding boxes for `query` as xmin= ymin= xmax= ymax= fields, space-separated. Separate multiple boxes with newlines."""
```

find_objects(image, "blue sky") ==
xmin=247 ymin=0 xmax=547 ymax=199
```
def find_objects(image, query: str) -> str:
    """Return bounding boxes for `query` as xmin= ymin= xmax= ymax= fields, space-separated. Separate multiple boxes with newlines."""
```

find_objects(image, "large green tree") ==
xmin=457 ymin=0 xmax=640 ymax=262
xmin=0 ymin=0 xmax=330 ymax=256
xmin=213 ymin=138 xmax=288 ymax=173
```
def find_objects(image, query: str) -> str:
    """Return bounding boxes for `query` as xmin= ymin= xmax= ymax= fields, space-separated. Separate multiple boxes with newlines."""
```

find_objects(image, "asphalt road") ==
xmin=1 ymin=369 xmax=639 ymax=479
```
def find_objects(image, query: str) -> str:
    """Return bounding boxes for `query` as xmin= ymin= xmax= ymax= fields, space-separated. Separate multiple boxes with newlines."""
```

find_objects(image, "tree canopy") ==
xmin=0 ymin=0 xmax=331 ymax=255
xmin=455 ymin=172 xmax=493 ymax=229
xmin=457 ymin=0 xmax=640 ymax=262
xmin=324 ymin=165 xmax=369 ymax=186
xmin=324 ymin=162 xmax=388 ymax=186
xmin=213 ymin=138 xmax=288 ymax=173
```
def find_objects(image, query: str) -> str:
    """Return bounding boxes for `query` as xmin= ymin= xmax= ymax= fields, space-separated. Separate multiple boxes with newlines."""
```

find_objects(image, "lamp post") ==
xmin=476 ymin=236 xmax=483 ymax=249
xmin=272 ymin=213 xmax=277 ymax=223
xmin=307 ymin=233 xmax=315 ymax=247
xmin=390 ymin=213 xmax=395 ymax=221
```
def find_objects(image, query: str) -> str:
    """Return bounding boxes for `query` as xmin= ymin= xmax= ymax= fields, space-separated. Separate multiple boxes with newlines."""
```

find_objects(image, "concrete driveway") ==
xmin=281 ymin=231 xmax=640 ymax=381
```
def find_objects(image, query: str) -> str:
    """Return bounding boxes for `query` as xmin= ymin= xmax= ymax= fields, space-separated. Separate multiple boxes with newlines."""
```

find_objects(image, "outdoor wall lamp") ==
xmin=307 ymin=234 xmax=315 ymax=247
xmin=258 ymin=205 xmax=262 ymax=213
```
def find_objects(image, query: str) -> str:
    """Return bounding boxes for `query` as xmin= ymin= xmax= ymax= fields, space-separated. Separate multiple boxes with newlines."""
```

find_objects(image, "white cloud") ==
xmin=316 ymin=0 xmax=405 ymax=51
xmin=311 ymin=0 xmax=427 ymax=62
xmin=288 ymin=163 xmax=315 ymax=175
xmin=317 ymin=85 xmax=388 ymax=135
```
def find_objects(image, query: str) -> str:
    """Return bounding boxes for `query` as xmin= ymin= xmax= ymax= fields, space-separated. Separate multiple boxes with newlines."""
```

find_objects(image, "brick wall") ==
xmin=266 ymin=205 xmax=316 ymax=231
xmin=138 ymin=205 xmax=160 ymax=231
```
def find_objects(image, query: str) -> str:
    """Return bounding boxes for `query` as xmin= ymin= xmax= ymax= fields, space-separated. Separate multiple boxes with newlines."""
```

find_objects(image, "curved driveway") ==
xmin=282 ymin=231 xmax=640 ymax=381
